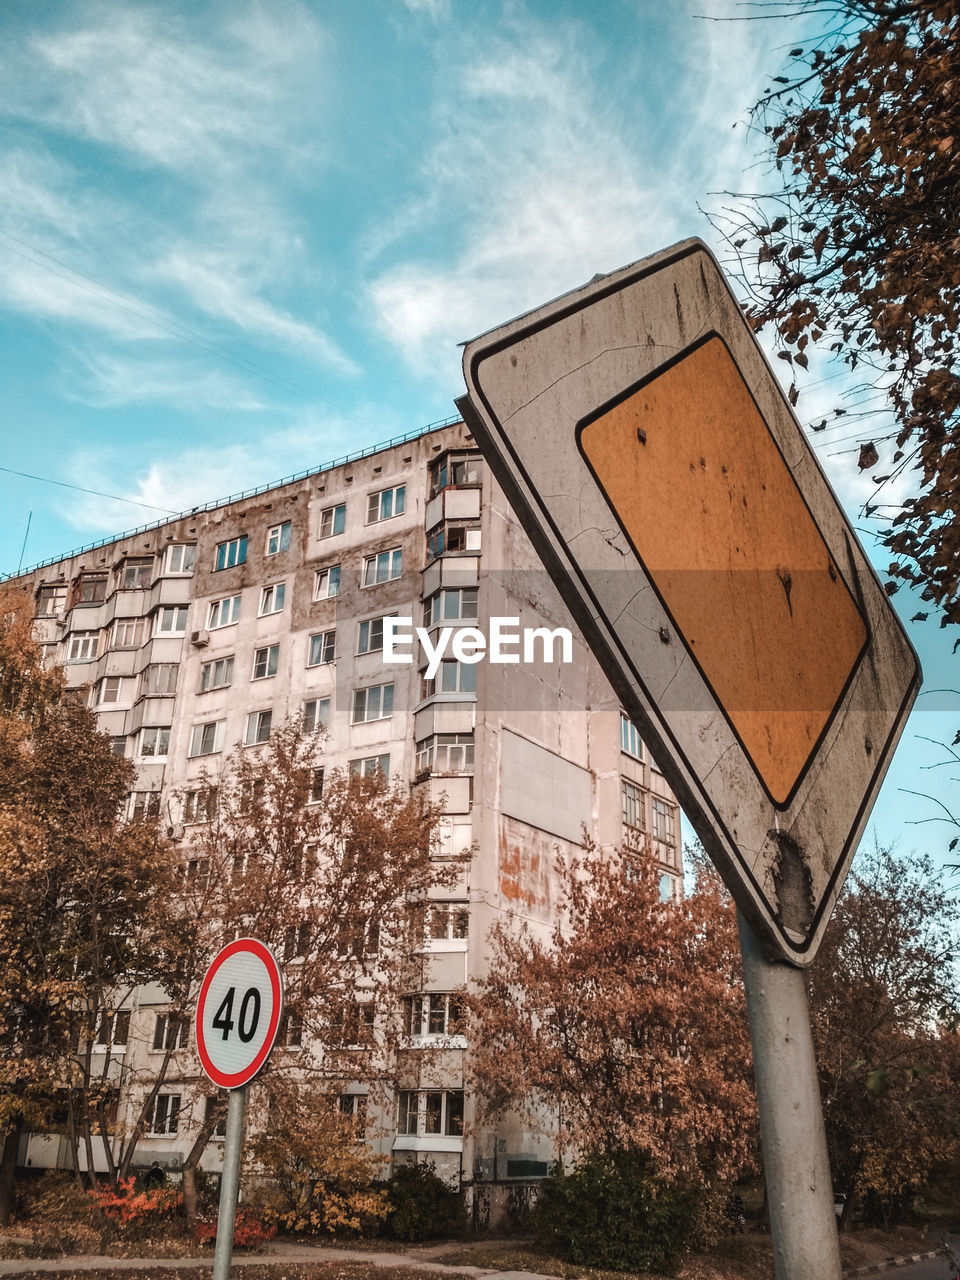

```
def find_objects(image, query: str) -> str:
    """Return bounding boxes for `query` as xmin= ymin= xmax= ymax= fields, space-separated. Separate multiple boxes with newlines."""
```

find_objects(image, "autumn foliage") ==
xmin=716 ymin=2 xmax=960 ymax=623
xmin=465 ymin=844 xmax=756 ymax=1186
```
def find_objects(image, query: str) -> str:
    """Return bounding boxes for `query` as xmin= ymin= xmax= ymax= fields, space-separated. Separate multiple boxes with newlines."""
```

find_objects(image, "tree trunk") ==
xmin=181 ymin=1108 xmax=220 ymax=1230
xmin=0 ymin=1122 xmax=22 ymax=1226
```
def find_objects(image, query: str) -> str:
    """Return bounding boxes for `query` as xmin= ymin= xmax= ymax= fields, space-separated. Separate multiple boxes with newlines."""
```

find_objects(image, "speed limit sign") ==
xmin=196 ymin=938 xmax=283 ymax=1089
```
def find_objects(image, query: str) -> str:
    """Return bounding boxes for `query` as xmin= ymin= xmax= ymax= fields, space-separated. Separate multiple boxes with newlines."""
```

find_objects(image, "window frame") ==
xmin=215 ymin=535 xmax=248 ymax=571
xmin=314 ymin=565 xmax=341 ymax=600
xmin=259 ymin=583 xmax=286 ymax=616
xmin=208 ymin=595 xmax=241 ymax=629
xmin=352 ymin=682 xmax=394 ymax=724
xmin=189 ymin=720 xmax=225 ymax=758
xmin=265 ymin=522 xmax=291 ymax=556
xmin=308 ymin=629 xmax=336 ymax=667
xmin=366 ymin=484 xmax=406 ymax=524
xmin=252 ymin=644 xmax=280 ymax=681
xmin=244 ymin=709 xmax=273 ymax=746
xmin=318 ymin=503 xmax=346 ymax=539
xmin=361 ymin=547 xmax=402 ymax=587
xmin=200 ymin=656 xmax=234 ymax=693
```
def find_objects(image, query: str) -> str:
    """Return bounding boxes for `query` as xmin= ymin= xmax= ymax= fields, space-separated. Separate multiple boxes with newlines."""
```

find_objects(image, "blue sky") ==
xmin=0 ymin=0 xmax=956 ymax=864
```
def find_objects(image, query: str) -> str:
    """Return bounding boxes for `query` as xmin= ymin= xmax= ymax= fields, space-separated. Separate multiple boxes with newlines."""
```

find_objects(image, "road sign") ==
xmin=458 ymin=237 xmax=921 ymax=966
xmin=196 ymin=938 xmax=283 ymax=1089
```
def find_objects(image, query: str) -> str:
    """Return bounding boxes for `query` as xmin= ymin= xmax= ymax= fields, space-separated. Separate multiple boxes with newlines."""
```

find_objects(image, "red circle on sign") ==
xmin=195 ymin=938 xmax=283 ymax=1089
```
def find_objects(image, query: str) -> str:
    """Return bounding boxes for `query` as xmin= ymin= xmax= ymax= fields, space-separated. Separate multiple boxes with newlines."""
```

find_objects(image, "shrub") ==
xmin=194 ymin=1207 xmax=276 ymax=1249
xmin=533 ymin=1150 xmax=699 ymax=1275
xmin=386 ymin=1162 xmax=465 ymax=1241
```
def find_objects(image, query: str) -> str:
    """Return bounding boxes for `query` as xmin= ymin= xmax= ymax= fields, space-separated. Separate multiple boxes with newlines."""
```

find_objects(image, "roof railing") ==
xmin=5 ymin=414 xmax=464 ymax=581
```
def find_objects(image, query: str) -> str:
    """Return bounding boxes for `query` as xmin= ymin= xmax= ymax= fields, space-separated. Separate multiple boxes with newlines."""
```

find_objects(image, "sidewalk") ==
xmin=0 ymin=1239 xmax=561 ymax=1279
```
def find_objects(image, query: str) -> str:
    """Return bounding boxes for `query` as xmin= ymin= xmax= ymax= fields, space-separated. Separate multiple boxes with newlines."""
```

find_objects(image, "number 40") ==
xmin=212 ymin=986 xmax=261 ymax=1042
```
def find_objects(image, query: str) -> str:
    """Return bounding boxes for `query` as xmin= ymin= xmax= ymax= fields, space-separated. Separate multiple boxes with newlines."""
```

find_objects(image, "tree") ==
xmin=126 ymin=721 xmax=461 ymax=1225
xmin=808 ymin=845 xmax=960 ymax=1229
xmin=712 ymin=2 xmax=960 ymax=623
xmin=465 ymin=843 xmax=757 ymax=1187
xmin=0 ymin=586 xmax=178 ymax=1219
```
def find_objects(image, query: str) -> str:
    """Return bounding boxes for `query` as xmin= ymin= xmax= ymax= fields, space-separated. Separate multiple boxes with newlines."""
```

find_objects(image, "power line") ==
xmin=0 ymin=464 xmax=179 ymax=514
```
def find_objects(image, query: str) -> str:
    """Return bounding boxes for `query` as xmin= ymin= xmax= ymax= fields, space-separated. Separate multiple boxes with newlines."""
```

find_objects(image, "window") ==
xmin=200 ymin=656 xmax=233 ymax=692
xmin=352 ymin=682 xmax=394 ymax=723
xmin=98 ymin=676 xmax=128 ymax=704
xmin=67 ymin=632 xmax=98 ymax=662
xmin=423 ymin=587 xmax=478 ymax=626
xmin=113 ymin=618 xmax=146 ymax=649
xmin=208 ymin=595 xmax=241 ymax=629
xmin=245 ymin=709 xmax=272 ymax=745
xmin=337 ymin=1001 xmax=376 ymax=1047
xmin=424 ymin=661 xmax=476 ymax=696
xmin=265 ymin=522 xmax=291 ymax=555
xmin=308 ymin=630 xmax=335 ymax=666
xmin=402 ymin=992 xmax=462 ymax=1037
xmin=259 ymin=583 xmax=286 ymax=615
xmin=149 ymin=1093 xmax=181 ymax=1136
xmin=215 ymin=535 xmax=247 ymax=571
xmin=154 ymin=606 xmax=188 ymax=635
xmin=366 ymin=484 xmax=405 ymax=523
xmin=620 ymin=713 xmax=644 ymax=761
xmin=659 ymin=873 xmax=677 ymax=903
xmin=350 ymin=754 xmax=389 ymax=779
xmin=303 ymin=699 xmax=330 ymax=734
xmin=153 ymin=1015 xmax=189 ymax=1052
xmin=252 ymin=645 xmax=279 ymax=680
xmin=110 ymin=736 xmax=127 ymax=757
xmin=396 ymin=1090 xmax=463 ymax=1137
xmin=118 ymin=558 xmax=153 ymax=590
xmin=357 ymin=614 xmax=397 ymax=655
xmin=426 ymin=902 xmax=469 ymax=941
xmin=429 ymin=453 xmax=481 ymax=496
xmin=183 ymin=788 xmax=218 ymax=823
xmin=139 ymin=727 xmax=170 ymax=758
xmin=621 ymin=778 xmax=645 ymax=831
xmin=204 ymin=1094 xmax=228 ymax=1139
xmin=185 ymin=856 xmax=211 ymax=889
xmin=189 ymin=720 xmax=224 ymax=758
xmin=165 ymin=544 xmax=196 ymax=574
xmin=140 ymin=664 xmax=178 ymax=696
xmin=76 ymin=574 xmax=107 ymax=604
xmin=652 ymin=797 xmax=677 ymax=846
xmin=281 ymin=1013 xmax=303 ymax=1050
xmin=130 ymin=791 xmax=161 ymax=821
xmin=240 ymin=778 xmax=266 ymax=813
xmin=319 ymin=503 xmax=346 ymax=538
xmin=284 ymin=922 xmax=312 ymax=960
xmin=309 ymin=767 xmax=325 ymax=804
xmin=338 ymin=1093 xmax=366 ymax=1122
xmin=314 ymin=565 xmax=341 ymax=599
xmin=362 ymin=547 xmax=402 ymax=586
xmin=95 ymin=1010 xmax=130 ymax=1048
xmin=427 ymin=525 xmax=481 ymax=560
xmin=36 ymin=585 xmax=66 ymax=616
xmin=416 ymin=733 xmax=474 ymax=774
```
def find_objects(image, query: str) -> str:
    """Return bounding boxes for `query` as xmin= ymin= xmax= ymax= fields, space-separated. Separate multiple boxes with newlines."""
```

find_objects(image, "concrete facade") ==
xmin=13 ymin=418 xmax=682 ymax=1198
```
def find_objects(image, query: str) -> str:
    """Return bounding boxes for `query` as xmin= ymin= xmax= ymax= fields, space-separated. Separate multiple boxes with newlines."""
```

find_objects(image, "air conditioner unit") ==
xmin=190 ymin=630 xmax=209 ymax=646
xmin=167 ymin=823 xmax=185 ymax=841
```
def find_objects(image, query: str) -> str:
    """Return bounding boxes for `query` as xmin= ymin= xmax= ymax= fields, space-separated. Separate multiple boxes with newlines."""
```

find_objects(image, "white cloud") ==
xmin=398 ymin=0 xmax=451 ymax=20
xmin=65 ymin=350 xmax=269 ymax=412
xmin=368 ymin=20 xmax=671 ymax=373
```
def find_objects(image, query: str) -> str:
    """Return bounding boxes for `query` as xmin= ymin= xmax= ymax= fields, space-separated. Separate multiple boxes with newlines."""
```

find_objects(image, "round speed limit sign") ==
xmin=196 ymin=939 xmax=283 ymax=1089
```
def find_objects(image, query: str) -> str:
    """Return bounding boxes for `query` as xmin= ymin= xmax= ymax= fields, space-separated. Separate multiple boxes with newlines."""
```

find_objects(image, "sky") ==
xmin=0 ymin=0 xmax=956 ymax=867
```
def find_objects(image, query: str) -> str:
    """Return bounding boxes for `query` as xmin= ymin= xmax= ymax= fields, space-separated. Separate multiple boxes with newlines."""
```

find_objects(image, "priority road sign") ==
xmin=196 ymin=938 xmax=283 ymax=1089
xmin=458 ymin=238 xmax=921 ymax=966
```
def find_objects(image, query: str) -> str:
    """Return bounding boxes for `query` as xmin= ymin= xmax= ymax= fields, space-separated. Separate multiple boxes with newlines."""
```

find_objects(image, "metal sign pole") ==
xmin=212 ymin=1085 xmax=246 ymax=1280
xmin=737 ymin=912 xmax=842 ymax=1280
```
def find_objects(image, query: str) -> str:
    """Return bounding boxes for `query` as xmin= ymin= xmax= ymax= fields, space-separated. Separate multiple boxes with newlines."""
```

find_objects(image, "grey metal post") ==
xmin=212 ymin=1085 xmax=246 ymax=1280
xmin=738 ymin=911 xmax=842 ymax=1280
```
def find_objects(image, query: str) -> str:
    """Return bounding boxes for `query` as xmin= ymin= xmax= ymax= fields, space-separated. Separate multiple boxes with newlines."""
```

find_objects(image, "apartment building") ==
xmin=14 ymin=416 xmax=683 ymax=1202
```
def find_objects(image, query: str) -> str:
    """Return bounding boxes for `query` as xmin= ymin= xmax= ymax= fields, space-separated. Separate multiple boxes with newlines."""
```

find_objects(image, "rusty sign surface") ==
xmin=457 ymin=238 xmax=921 ymax=965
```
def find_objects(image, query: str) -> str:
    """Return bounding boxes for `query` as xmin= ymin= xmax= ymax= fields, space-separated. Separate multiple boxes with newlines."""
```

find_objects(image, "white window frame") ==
xmin=265 ymin=522 xmax=291 ymax=556
xmin=319 ymin=503 xmax=346 ymax=538
xmin=118 ymin=558 xmax=153 ymax=590
xmin=67 ymin=632 xmax=99 ymax=663
xmin=98 ymin=676 xmax=127 ymax=704
xmin=215 ymin=535 xmax=247 ymax=571
xmin=165 ymin=544 xmax=196 ymax=575
xmin=208 ymin=596 xmax=241 ymax=629
xmin=362 ymin=547 xmax=402 ymax=587
xmin=621 ymin=777 xmax=645 ymax=832
xmin=352 ymin=682 xmax=394 ymax=724
xmin=200 ymin=656 xmax=233 ymax=693
xmin=314 ymin=565 xmax=341 ymax=600
xmin=183 ymin=788 xmax=218 ymax=823
xmin=252 ymin=644 xmax=279 ymax=681
xmin=423 ymin=587 xmax=479 ymax=626
xmin=113 ymin=618 xmax=146 ymax=649
xmin=129 ymin=791 xmax=161 ymax=821
xmin=148 ymin=1093 xmax=182 ymax=1136
xmin=245 ymin=709 xmax=272 ymax=746
xmin=140 ymin=664 xmax=178 ymax=697
xmin=366 ymin=484 xmax=406 ymax=524
xmin=138 ymin=726 xmax=170 ymax=758
xmin=396 ymin=1089 xmax=463 ymax=1137
xmin=154 ymin=605 xmax=188 ymax=636
xmin=259 ymin=583 xmax=286 ymax=616
xmin=652 ymin=796 xmax=677 ymax=846
xmin=303 ymin=698 xmax=330 ymax=734
xmin=308 ymin=630 xmax=336 ymax=666
xmin=349 ymin=754 xmax=389 ymax=779
xmin=189 ymin=720 xmax=225 ymax=758
xmin=620 ymin=713 xmax=644 ymax=761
